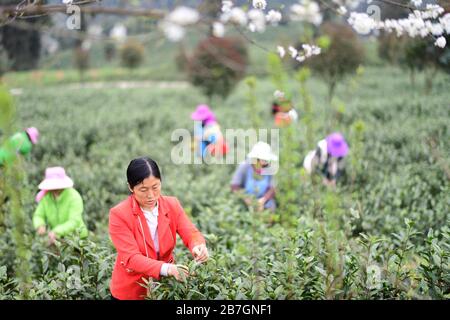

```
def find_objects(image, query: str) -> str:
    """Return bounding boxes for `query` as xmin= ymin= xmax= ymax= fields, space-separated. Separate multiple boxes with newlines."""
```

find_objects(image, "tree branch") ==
xmin=0 ymin=1 xmax=165 ymax=19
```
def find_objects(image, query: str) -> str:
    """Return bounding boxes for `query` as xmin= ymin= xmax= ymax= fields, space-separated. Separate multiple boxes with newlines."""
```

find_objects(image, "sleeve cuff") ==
xmin=160 ymin=263 xmax=170 ymax=277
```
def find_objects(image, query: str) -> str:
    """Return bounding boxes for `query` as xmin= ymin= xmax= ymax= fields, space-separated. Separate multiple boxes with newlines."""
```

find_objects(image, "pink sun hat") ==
xmin=26 ymin=127 xmax=39 ymax=145
xmin=326 ymin=132 xmax=349 ymax=158
xmin=38 ymin=167 xmax=74 ymax=191
xmin=191 ymin=104 xmax=216 ymax=123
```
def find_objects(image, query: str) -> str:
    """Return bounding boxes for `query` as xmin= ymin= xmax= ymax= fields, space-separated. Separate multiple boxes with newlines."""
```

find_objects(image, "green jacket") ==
xmin=0 ymin=132 xmax=33 ymax=166
xmin=33 ymin=188 xmax=88 ymax=238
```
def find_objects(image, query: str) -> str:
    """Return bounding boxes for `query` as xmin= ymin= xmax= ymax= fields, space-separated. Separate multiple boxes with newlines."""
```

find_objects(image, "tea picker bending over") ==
xmin=33 ymin=167 xmax=88 ymax=245
xmin=0 ymin=127 xmax=39 ymax=166
xmin=271 ymin=97 xmax=298 ymax=128
xmin=303 ymin=132 xmax=349 ymax=187
xmin=231 ymin=142 xmax=278 ymax=212
xmin=191 ymin=104 xmax=228 ymax=158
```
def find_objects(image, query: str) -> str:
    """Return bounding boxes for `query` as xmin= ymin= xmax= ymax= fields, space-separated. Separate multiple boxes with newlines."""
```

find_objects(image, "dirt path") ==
xmin=10 ymin=80 xmax=190 ymax=95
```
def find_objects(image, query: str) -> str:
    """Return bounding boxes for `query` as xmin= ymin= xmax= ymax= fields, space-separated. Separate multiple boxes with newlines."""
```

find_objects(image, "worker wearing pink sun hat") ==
xmin=33 ymin=166 xmax=88 ymax=244
xmin=191 ymin=104 xmax=228 ymax=159
xmin=0 ymin=127 xmax=39 ymax=166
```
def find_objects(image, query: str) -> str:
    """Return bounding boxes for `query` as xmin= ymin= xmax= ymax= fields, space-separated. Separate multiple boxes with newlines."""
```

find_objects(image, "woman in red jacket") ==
xmin=109 ymin=156 xmax=209 ymax=300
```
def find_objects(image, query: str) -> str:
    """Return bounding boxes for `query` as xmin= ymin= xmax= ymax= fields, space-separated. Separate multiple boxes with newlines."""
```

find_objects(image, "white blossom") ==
xmin=274 ymin=90 xmax=285 ymax=99
xmin=348 ymin=12 xmax=377 ymax=35
xmin=213 ymin=22 xmax=225 ymax=37
xmin=266 ymin=10 xmax=282 ymax=26
xmin=159 ymin=22 xmax=185 ymax=42
xmin=296 ymin=55 xmax=306 ymax=62
xmin=110 ymin=23 xmax=127 ymax=43
xmin=221 ymin=7 xmax=248 ymax=26
xmin=288 ymin=46 xmax=298 ymax=58
xmin=277 ymin=46 xmax=286 ymax=58
xmin=337 ymin=6 xmax=347 ymax=15
xmin=166 ymin=6 xmax=199 ymax=26
xmin=285 ymin=43 xmax=321 ymax=63
xmin=424 ymin=4 xmax=444 ymax=20
xmin=435 ymin=36 xmax=446 ymax=48
xmin=252 ymin=0 xmax=267 ymax=10
xmin=81 ymin=40 xmax=91 ymax=51
xmin=221 ymin=0 xmax=233 ymax=13
xmin=411 ymin=0 xmax=422 ymax=7
xmin=248 ymin=9 xmax=266 ymax=33
xmin=290 ymin=0 xmax=323 ymax=26
xmin=429 ymin=22 xmax=444 ymax=36
xmin=302 ymin=44 xmax=321 ymax=57
xmin=440 ymin=13 xmax=450 ymax=34
xmin=87 ymin=24 xmax=103 ymax=37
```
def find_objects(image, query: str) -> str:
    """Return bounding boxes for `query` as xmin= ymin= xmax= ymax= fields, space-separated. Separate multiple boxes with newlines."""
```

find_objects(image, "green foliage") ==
xmin=244 ymin=76 xmax=261 ymax=129
xmin=295 ymin=67 xmax=314 ymax=150
xmin=267 ymin=53 xmax=288 ymax=93
xmin=0 ymin=86 xmax=32 ymax=298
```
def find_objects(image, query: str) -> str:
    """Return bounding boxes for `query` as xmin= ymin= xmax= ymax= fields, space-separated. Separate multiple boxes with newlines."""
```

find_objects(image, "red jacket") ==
xmin=109 ymin=194 xmax=205 ymax=300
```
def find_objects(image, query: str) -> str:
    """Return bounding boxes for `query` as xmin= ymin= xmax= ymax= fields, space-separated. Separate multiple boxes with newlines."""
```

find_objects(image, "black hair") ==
xmin=24 ymin=130 xmax=33 ymax=143
xmin=271 ymin=102 xmax=281 ymax=115
xmin=126 ymin=157 xmax=162 ymax=190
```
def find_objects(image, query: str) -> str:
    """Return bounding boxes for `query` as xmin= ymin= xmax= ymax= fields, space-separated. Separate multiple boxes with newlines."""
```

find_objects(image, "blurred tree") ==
xmin=186 ymin=36 xmax=248 ymax=101
xmin=306 ymin=22 xmax=365 ymax=101
xmin=378 ymin=33 xmax=409 ymax=65
xmin=197 ymin=0 xmax=221 ymax=36
xmin=104 ymin=42 xmax=116 ymax=62
xmin=0 ymin=0 xmax=51 ymax=71
xmin=74 ymin=47 xmax=90 ymax=80
xmin=400 ymin=35 xmax=450 ymax=93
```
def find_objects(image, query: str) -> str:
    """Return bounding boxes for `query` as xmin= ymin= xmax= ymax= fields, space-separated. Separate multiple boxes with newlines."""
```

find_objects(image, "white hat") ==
xmin=247 ymin=142 xmax=278 ymax=162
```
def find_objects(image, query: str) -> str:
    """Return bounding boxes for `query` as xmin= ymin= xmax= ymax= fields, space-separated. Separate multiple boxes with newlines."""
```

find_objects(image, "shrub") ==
xmin=0 ymin=43 xmax=10 ymax=78
xmin=104 ymin=42 xmax=116 ymax=62
xmin=307 ymin=22 xmax=365 ymax=101
xmin=186 ymin=36 xmax=248 ymax=101
xmin=400 ymin=35 xmax=450 ymax=92
xmin=73 ymin=47 xmax=90 ymax=79
xmin=377 ymin=32 xmax=409 ymax=65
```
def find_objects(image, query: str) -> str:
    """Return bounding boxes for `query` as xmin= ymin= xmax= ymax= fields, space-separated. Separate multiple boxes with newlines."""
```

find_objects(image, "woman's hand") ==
xmin=37 ymin=226 xmax=46 ymax=235
xmin=192 ymin=244 xmax=209 ymax=263
xmin=48 ymin=231 xmax=57 ymax=245
xmin=244 ymin=197 xmax=252 ymax=206
xmin=257 ymin=197 xmax=266 ymax=212
xmin=167 ymin=264 xmax=189 ymax=281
